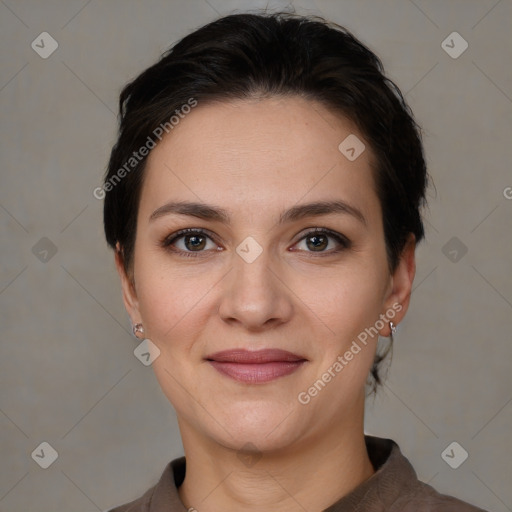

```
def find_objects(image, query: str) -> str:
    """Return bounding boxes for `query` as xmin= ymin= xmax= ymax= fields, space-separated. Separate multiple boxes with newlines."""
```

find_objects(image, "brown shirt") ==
xmin=107 ymin=436 xmax=487 ymax=512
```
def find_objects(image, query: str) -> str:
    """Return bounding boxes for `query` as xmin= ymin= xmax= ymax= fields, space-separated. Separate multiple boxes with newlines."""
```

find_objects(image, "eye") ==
xmin=292 ymin=228 xmax=351 ymax=255
xmin=161 ymin=228 xmax=220 ymax=257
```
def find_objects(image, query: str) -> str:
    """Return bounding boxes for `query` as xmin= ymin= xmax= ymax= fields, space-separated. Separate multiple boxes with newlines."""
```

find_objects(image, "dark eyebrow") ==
xmin=279 ymin=200 xmax=367 ymax=227
xmin=149 ymin=201 xmax=231 ymax=223
xmin=149 ymin=200 xmax=367 ymax=227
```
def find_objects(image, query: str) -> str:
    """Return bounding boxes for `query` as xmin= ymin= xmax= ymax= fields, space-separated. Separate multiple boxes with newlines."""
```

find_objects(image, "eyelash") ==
xmin=160 ymin=227 xmax=352 ymax=258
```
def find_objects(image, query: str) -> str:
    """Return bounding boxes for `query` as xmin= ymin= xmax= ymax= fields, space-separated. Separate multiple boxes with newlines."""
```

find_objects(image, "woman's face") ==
xmin=117 ymin=96 xmax=415 ymax=452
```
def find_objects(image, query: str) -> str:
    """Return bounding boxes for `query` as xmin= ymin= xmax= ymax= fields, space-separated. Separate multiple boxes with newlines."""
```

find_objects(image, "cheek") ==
xmin=291 ymin=261 xmax=386 ymax=344
xmin=308 ymin=278 xmax=383 ymax=389
xmin=133 ymin=252 xmax=218 ymax=348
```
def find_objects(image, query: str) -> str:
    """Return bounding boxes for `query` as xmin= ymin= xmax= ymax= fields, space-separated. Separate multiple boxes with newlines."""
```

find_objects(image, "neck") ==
xmin=177 ymin=400 xmax=374 ymax=512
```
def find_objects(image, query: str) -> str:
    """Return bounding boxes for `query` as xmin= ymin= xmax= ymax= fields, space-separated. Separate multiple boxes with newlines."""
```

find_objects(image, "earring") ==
xmin=132 ymin=322 xmax=145 ymax=339
xmin=389 ymin=321 xmax=397 ymax=336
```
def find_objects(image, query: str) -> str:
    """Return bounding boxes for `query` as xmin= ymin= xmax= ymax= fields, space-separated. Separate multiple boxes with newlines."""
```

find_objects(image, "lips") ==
xmin=206 ymin=349 xmax=307 ymax=383
xmin=206 ymin=348 xmax=306 ymax=363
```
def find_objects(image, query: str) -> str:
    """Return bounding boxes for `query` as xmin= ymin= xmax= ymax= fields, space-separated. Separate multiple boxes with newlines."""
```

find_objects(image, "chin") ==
xmin=209 ymin=401 xmax=305 ymax=451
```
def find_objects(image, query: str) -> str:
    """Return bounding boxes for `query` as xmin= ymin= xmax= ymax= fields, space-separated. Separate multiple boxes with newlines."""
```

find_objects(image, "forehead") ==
xmin=139 ymin=96 xmax=380 ymax=227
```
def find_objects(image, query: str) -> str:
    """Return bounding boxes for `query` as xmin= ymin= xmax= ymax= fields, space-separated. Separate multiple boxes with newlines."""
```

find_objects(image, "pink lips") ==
xmin=206 ymin=349 xmax=307 ymax=383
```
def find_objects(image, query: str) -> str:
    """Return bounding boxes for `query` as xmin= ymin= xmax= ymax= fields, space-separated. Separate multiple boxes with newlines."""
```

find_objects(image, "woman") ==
xmin=103 ymin=11 xmax=486 ymax=512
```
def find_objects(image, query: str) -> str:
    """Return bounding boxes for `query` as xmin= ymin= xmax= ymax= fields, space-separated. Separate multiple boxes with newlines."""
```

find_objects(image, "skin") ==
xmin=115 ymin=95 xmax=416 ymax=512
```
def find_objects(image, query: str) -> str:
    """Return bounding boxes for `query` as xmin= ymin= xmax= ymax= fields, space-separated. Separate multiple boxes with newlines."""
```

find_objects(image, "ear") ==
xmin=381 ymin=233 xmax=417 ymax=336
xmin=114 ymin=242 xmax=141 ymax=324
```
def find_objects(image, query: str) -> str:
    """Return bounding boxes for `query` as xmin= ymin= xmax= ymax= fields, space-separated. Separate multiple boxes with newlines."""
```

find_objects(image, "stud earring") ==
xmin=389 ymin=321 xmax=397 ymax=336
xmin=132 ymin=323 xmax=145 ymax=339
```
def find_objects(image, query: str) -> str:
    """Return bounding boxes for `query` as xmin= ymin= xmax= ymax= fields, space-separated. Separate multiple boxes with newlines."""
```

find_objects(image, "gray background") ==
xmin=1 ymin=0 xmax=511 ymax=511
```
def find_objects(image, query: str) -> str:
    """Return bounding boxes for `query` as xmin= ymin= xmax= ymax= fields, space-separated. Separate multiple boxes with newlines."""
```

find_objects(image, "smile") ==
xmin=206 ymin=349 xmax=308 ymax=383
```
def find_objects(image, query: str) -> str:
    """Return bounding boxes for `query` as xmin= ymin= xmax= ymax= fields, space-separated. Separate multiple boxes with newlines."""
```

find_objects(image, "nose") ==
xmin=217 ymin=239 xmax=294 ymax=331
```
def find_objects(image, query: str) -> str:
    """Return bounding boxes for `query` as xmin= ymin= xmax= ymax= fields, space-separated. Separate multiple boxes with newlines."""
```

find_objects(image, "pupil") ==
xmin=308 ymin=235 xmax=327 ymax=251
xmin=187 ymin=235 xmax=205 ymax=250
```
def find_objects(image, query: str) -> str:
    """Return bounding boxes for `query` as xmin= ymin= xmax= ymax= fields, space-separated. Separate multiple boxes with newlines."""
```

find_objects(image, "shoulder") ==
xmin=104 ymin=457 xmax=186 ymax=512
xmin=388 ymin=480 xmax=489 ymax=512
xmin=104 ymin=483 xmax=155 ymax=512
xmin=363 ymin=436 xmax=489 ymax=512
